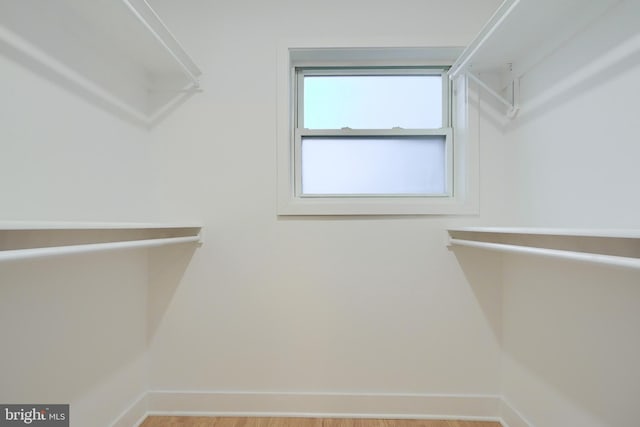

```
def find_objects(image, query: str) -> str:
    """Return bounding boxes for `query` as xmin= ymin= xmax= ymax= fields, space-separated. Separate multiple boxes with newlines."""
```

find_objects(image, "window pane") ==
xmin=303 ymin=75 xmax=443 ymax=129
xmin=301 ymin=136 xmax=446 ymax=195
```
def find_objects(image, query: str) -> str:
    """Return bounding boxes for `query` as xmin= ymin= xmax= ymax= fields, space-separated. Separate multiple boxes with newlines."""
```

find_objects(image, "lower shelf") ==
xmin=447 ymin=227 xmax=640 ymax=270
xmin=0 ymin=221 xmax=202 ymax=262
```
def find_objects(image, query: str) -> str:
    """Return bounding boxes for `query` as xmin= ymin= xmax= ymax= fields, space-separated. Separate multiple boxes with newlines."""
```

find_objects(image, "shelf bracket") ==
xmin=465 ymin=70 xmax=520 ymax=118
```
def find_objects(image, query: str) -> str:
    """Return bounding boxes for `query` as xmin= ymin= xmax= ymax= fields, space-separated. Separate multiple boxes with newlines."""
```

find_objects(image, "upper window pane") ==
xmin=303 ymin=74 xmax=443 ymax=129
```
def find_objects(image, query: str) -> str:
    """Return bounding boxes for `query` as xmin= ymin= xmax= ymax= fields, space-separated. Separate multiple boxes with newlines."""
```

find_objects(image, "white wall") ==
xmin=501 ymin=255 xmax=640 ymax=427
xmin=0 ymin=252 xmax=148 ymax=427
xmin=504 ymin=0 xmax=640 ymax=230
xmin=146 ymin=0 xmax=506 ymax=406
xmin=0 ymin=55 xmax=156 ymax=222
xmin=495 ymin=1 xmax=640 ymax=425
xmin=0 ymin=49 xmax=156 ymax=425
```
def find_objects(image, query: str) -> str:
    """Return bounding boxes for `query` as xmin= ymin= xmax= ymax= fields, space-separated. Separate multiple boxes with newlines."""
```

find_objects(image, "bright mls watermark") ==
xmin=0 ymin=405 xmax=68 ymax=426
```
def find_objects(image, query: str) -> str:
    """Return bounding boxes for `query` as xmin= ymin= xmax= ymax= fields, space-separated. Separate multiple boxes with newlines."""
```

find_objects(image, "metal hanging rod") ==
xmin=449 ymin=238 xmax=640 ymax=270
xmin=0 ymin=236 xmax=201 ymax=263
xmin=121 ymin=0 xmax=202 ymax=88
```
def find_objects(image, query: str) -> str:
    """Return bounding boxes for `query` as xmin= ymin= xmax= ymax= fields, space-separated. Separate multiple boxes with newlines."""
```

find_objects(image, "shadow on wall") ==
xmin=0 ymin=250 xmax=149 ymax=424
xmin=0 ymin=244 xmax=198 ymax=425
xmin=502 ymin=254 xmax=640 ymax=426
xmin=0 ymin=26 xmax=198 ymax=128
xmin=449 ymin=246 xmax=503 ymax=346
xmin=477 ymin=0 xmax=640 ymax=130
xmin=147 ymin=243 xmax=198 ymax=344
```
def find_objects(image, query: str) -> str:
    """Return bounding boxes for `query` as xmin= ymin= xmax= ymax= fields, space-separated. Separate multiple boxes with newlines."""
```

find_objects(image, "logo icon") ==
xmin=0 ymin=405 xmax=68 ymax=426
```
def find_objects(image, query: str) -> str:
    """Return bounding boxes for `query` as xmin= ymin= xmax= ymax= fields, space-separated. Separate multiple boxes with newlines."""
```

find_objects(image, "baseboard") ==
xmin=145 ymin=391 xmax=501 ymax=421
xmin=111 ymin=391 xmax=535 ymax=427
xmin=109 ymin=393 xmax=148 ymax=427
xmin=499 ymin=398 xmax=532 ymax=427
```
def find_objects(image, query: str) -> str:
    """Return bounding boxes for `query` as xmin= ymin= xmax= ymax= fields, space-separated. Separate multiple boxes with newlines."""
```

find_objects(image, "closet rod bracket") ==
xmin=464 ymin=70 xmax=520 ymax=118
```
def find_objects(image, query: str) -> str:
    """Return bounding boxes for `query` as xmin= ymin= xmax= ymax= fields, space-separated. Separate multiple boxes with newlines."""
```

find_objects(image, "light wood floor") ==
xmin=140 ymin=417 xmax=501 ymax=427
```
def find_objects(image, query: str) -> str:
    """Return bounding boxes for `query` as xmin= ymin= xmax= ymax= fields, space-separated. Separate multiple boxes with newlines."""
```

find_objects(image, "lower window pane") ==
xmin=301 ymin=136 xmax=446 ymax=195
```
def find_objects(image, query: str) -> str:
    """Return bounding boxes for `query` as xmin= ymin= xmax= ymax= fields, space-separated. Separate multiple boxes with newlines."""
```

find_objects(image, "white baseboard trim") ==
xmin=145 ymin=391 xmax=501 ymax=421
xmin=109 ymin=393 xmax=148 ymax=427
xmin=112 ymin=391 xmax=535 ymax=427
xmin=499 ymin=398 xmax=533 ymax=427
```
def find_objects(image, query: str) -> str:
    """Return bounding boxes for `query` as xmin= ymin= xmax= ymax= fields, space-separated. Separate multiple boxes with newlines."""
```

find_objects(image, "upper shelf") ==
xmin=0 ymin=0 xmax=202 ymax=127
xmin=447 ymin=227 xmax=640 ymax=270
xmin=0 ymin=221 xmax=202 ymax=262
xmin=449 ymin=0 xmax=620 ymax=78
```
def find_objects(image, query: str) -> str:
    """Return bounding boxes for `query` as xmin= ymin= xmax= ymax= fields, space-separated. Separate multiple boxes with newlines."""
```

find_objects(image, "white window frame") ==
xmin=277 ymin=42 xmax=478 ymax=216
xmin=296 ymin=67 xmax=453 ymax=198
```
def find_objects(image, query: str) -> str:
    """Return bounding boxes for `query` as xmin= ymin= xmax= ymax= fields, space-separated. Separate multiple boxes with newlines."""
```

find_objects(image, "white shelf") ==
xmin=448 ymin=227 xmax=640 ymax=239
xmin=0 ymin=0 xmax=202 ymax=127
xmin=0 ymin=221 xmax=203 ymax=231
xmin=0 ymin=221 xmax=202 ymax=261
xmin=449 ymin=0 xmax=619 ymax=77
xmin=448 ymin=0 xmax=620 ymax=117
xmin=447 ymin=227 xmax=640 ymax=270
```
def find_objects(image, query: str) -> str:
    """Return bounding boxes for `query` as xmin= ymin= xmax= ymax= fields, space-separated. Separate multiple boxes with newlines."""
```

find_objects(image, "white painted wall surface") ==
xmin=495 ymin=1 xmax=640 ymax=425
xmin=146 ymin=0 xmax=505 ymax=405
xmin=0 ymin=49 xmax=156 ymax=425
xmin=504 ymin=0 xmax=640 ymax=229
xmin=502 ymin=255 xmax=640 ymax=427
xmin=0 ymin=55 xmax=157 ymax=222
xmin=0 ymin=252 xmax=149 ymax=427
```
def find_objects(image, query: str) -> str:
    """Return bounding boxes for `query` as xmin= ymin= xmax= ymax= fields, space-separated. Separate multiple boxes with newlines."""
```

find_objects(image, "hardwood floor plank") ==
xmin=381 ymin=420 xmax=449 ymax=427
xmin=354 ymin=420 xmax=387 ymax=427
xmin=268 ymin=417 xmax=324 ymax=427
xmin=446 ymin=422 xmax=500 ymax=427
xmin=212 ymin=417 xmax=254 ymax=427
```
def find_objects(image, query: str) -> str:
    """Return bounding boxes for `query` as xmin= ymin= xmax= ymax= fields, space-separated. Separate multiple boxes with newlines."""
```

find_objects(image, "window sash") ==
xmin=293 ymin=66 xmax=453 ymax=198
xmin=294 ymin=128 xmax=453 ymax=198
xmin=296 ymin=67 xmax=451 ymax=131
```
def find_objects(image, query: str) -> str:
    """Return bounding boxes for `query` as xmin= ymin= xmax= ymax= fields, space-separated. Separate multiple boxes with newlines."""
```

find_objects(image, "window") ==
xmin=277 ymin=45 xmax=478 ymax=215
xmin=297 ymin=67 xmax=451 ymax=197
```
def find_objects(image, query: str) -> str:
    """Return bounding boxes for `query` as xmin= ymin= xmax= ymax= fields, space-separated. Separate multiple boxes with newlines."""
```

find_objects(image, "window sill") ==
xmin=277 ymin=196 xmax=478 ymax=216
